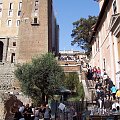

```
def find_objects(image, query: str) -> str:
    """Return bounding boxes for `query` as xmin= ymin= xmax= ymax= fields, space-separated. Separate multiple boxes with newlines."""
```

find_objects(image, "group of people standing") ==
xmin=86 ymin=66 xmax=120 ymax=112
xmin=10 ymin=102 xmax=51 ymax=120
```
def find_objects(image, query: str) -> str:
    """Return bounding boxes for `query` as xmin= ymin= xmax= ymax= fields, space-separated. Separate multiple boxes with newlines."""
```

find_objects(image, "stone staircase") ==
xmin=86 ymin=80 xmax=96 ymax=104
xmin=0 ymin=62 xmax=15 ymax=91
xmin=81 ymin=71 xmax=96 ymax=105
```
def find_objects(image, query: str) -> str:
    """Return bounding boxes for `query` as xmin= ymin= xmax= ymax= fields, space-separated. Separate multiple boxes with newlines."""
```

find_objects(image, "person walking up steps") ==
xmin=111 ymin=85 xmax=117 ymax=100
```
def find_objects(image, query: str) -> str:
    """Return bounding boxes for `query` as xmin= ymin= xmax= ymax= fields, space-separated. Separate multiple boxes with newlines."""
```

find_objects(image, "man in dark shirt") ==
xmin=23 ymin=104 xmax=33 ymax=120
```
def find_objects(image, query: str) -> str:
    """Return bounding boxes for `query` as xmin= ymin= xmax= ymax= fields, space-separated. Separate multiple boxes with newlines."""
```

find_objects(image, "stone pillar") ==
xmin=113 ymin=36 xmax=119 ymax=88
xmin=78 ymin=71 xmax=82 ymax=82
xmin=0 ymin=37 xmax=8 ymax=63
xmin=109 ymin=32 xmax=116 ymax=84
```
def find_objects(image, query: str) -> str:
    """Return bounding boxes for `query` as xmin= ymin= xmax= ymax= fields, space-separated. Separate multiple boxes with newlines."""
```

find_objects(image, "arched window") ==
xmin=0 ymin=41 xmax=3 ymax=62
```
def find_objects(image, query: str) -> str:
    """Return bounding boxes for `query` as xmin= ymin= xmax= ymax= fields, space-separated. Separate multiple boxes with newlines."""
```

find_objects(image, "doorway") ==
xmin=0 ymin=41 xmax=3 ymax=62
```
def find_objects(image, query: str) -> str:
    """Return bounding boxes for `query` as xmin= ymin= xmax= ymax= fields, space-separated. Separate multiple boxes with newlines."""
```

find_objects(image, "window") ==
xmin=16 ymin=20 xmax=20 ymax=26
xmin=8 ymin=10 xmax=13 ymax=16
xmin=9 ymin=3 xmax=13 ymax=10
xmin=113 ymin=0 xmax=117 ymax=14
xmin=35 ymin=0 xmax=39 ymax=11
xmin=18 ymin=2 xmax=22 ymax=16
xmin=0 ymin=3 xmax=2 ymax=17
xmin=0 ymin=3 xmax=2 ymax=12
xmin=8 ymin=2 xmax=13 ymax=16
xmin=34 ymin=17 xmax=37 ymax=24
xmin=18 ymin=10 xmax=21 ymax=16
xmin=103 ymin=58 xmax=106 ymax=70
xmin=13 ymin=42 xmax=16 ymax=46
xmin=96 ymin=40 xmax=97 ymax=52
xmin=18 ymin=2 xmax=22 ymax=10
xmin=35 ymin=1 xmax=39 ymax=6
xmin=7 ymin=20 xmax=12 ymax=27
xmin=96 ymin=35 xmax=99 ymax=52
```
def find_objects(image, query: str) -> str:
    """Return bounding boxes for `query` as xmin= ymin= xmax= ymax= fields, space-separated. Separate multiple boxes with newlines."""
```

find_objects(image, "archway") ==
xmin=0 ymin=41 xmax=3 ymax=62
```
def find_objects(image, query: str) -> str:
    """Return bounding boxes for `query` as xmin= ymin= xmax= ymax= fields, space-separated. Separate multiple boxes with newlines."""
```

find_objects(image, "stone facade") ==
xmin=0 ymin=0 xmax=59 ymax=106
xmin=17 ymin=0 xmax=59 ymax=63
xmin=90 ymin=0 xmax=120 ymax=87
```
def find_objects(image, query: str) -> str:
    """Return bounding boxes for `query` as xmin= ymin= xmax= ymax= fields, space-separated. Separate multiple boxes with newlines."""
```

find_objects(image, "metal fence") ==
xmin=56 ymin=101 xmax=87 ymax=120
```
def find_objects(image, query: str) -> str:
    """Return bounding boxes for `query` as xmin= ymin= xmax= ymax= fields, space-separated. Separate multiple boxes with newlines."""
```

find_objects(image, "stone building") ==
xmin=17 ymin=0 xmax=59 ymax=63
xmin=90 ymin=0 xmax=120 ymax=87
xmin=0 ymin=0 xmax=59 ymax=118
xmin=0 ymin=0 xmax=21 ymax=63
xmin=0 ymin=0 xmax=59 ymax=64
xmin=0 ymin=0 xmax=59 ymax=100
xmin=58 ymin=50 xmax=87 ymax=80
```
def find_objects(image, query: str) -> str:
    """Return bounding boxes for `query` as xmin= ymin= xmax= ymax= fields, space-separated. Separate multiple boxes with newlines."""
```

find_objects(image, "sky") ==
xmin=53 ymin=0 xmax=100 ymax=51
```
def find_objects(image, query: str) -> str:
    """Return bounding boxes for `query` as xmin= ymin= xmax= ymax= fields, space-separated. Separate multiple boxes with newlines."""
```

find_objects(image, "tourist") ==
xmin=23 ymin=104 xmax=33 ymax=120
xmin=116 ymin=89 xmax=120 ymax=102
xmin=34 ymin=107 xmax=40 ymax=120
xmin=112 ymin=100 xmax=120 ymax=112
xmin=104 ymin=95 xmax=112 ymax=112
xmin=19 ymin=103 xmax=25 ymax=114
xmin=44 ymin=104 xmax=51 ymax=120
xmin=111 ymin=85 xmax=117 ymax=100
xmin=14 ymin=107 xmax=24 ymax=120
xmin=92 ymin=66 xmax=97 ymax=80
xmin=106 ymin=76 xmax=113 ymax=91
xmin=39 ymin=104 xmax=46 ymax=119
xmin=10 ymin=102 xmax=19 ymax=119
xmin=71 ymin=106 xmax=77 ymax=120
xmin=95 ymin=80 xmax=102 ymax=90
xmin=97 ymin=67 xmax=101 ymax=78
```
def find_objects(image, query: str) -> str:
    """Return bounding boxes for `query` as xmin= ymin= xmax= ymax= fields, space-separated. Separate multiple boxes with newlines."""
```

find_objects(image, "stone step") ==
xmin=0 ymin=63 xmax=16 ymax=91
xmin=82 ymin=80 xmax=92 ymax=101
xmin=0 ymin=62 xmax=15 ymax=68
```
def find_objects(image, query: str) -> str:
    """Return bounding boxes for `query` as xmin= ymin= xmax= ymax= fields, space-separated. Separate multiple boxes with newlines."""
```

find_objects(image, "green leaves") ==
xmin=64 ymin=72 xmax=85 ymax=101
xmin=64 ymin=72 xmax=79 ymax=91
xmin=71 ymin=16 xmax=98 ymax=55
xmin=15 ymin=53 xmax=64 ymax=103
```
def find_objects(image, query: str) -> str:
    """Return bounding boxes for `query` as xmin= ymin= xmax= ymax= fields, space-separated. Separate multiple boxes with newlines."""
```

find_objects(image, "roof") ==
xmin=90 ymin=0 xmax=111 ymax=43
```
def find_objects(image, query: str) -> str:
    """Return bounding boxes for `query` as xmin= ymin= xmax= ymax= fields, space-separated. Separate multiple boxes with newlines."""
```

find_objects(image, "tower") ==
xmin=17 ymin=0 xmax=59 ymax=63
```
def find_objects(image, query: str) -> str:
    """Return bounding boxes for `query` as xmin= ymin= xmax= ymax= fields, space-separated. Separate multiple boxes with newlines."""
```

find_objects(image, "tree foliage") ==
xmin=15 ymin=53 xmax=64 ymax=103
xmin=71 ymin=16 xmax=98 ymax=54
xmin=64 ymin=72 xmax=79 ymax=91
xmin=64 ymin=72 xmax=84 ymax=101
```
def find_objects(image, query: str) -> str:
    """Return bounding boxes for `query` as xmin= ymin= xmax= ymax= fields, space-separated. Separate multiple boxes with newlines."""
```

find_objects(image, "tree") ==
xmin=71 ymin=16 xmax=98 ymax=55
xmin=64 ymin=72 xmax=79 ymax=91
xmin=64 ymin=72 xmax=84 ymax=101
xmin=15 ymin=53 xmax=64 ymax=103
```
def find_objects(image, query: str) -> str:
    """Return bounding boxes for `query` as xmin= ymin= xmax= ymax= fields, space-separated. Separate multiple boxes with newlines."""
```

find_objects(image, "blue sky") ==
xmin=53 ymin=0 xmax=100 ymax=51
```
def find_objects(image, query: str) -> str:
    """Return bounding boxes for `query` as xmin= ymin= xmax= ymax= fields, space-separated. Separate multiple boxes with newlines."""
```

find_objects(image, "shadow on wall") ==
xmin=4 ymin=94 xmax=22 ymax=120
